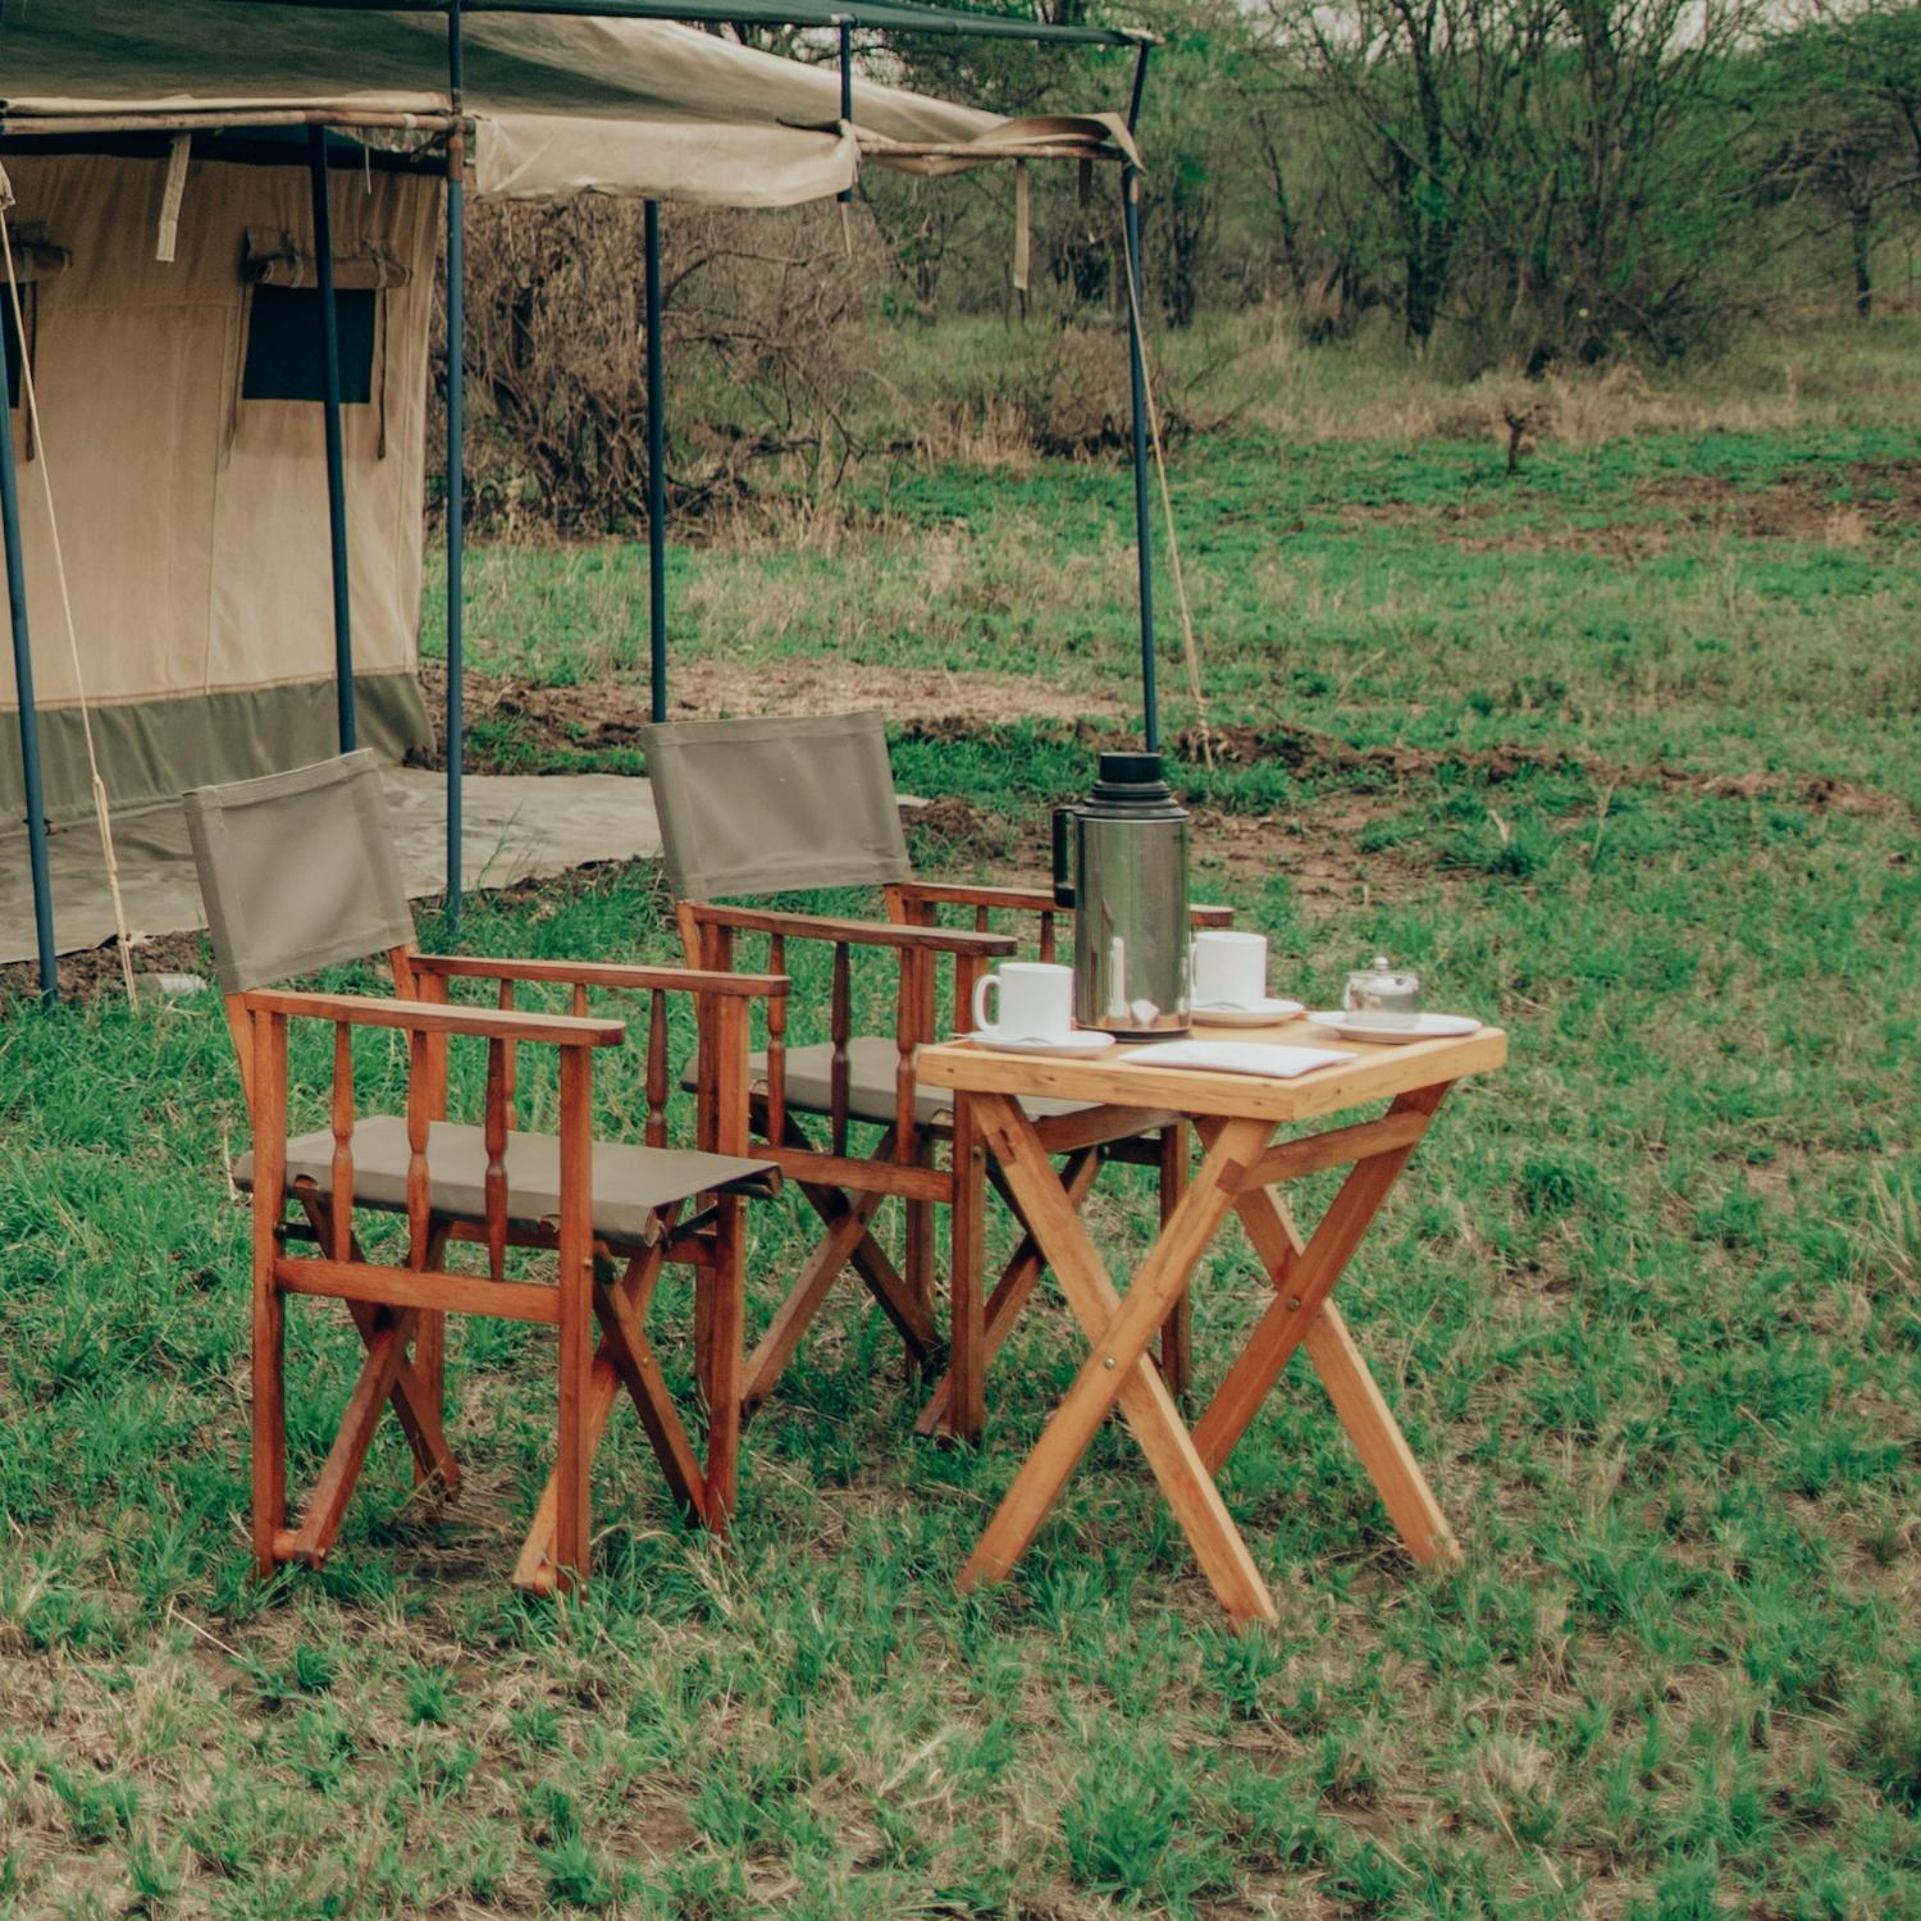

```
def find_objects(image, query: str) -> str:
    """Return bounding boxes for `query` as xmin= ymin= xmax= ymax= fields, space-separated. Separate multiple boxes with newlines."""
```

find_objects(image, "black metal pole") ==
xmin=1122 ymin=165 xmax=1157 ymax=754
xmin=643 ymin=199 xmax=668 ymax=723
xmin=837 ymin=22 xmax=854 ymax=207
xmin=307 ymin=125 xmax=355 ymax=754
xmin=1 ymin=388 xmax=56 ymax=1005
xmin=445 ymin=2 xmax=467 ymax=925
xmin=1126 ymin=40 xmax=1152 ymax=135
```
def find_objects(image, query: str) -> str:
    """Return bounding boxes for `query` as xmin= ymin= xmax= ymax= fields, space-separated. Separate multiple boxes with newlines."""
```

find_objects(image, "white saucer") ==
xmin=968 ymin=1029 xmax=1118 ymax=1059
xmin=1304 ymin=1011 xmax=1483 ymax=1044
xmin=1190 ymin=997 xmax=1306 ymax=1028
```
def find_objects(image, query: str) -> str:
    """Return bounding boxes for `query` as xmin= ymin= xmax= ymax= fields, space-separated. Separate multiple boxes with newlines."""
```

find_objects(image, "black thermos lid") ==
xmin=1092 ymin=750 xmax=1172 ymax=804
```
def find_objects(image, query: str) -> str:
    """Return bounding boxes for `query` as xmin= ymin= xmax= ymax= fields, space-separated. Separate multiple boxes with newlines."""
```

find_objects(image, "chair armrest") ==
xmin=891 ymin=882 xmax=1232 ymax=930
xmin=241 ymin=989 xmax=626 ymax=1049
xmin=892 ymin=880 xmax=1062 ymax=915
xmin=410 ymin=953 xmax=787 ymax=1003
xmin=685 ymin=903 xmax=1016 ymax=958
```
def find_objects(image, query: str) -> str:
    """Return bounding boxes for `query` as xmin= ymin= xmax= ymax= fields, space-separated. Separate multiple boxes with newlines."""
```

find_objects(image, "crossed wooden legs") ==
xmin=513 ymin=1201 xmax=746 ymax=1595
xmin=259 ymin=1197 xmax=745 ymax=1596
xmin=736 ymin=1116 xmax=940 ymax=1420
xmin=954 ymin=1087 xmax=1462 ymax=1625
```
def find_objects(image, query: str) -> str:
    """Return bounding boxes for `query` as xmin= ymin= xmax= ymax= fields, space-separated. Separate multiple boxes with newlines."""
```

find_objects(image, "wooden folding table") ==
xmin=915 ymin=1017 xmax=1506 ymax=1626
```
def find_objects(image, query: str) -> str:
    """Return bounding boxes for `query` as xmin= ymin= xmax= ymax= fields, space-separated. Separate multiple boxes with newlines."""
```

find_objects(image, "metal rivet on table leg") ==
xmin=1285 ymin=1298 xmax=1302 ymax=1313
xmin=1104 ymin=1356 xmax=1117 ymax=1369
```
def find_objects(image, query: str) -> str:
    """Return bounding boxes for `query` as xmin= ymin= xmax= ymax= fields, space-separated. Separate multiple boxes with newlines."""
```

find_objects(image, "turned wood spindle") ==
xmin=829 ymin=941 xmax=852 ymax=1157
xmin=329 ymin=1021 xmax=354 ymax=1262
xmin=405 ymin=1028 xmax=432 ymax=1270
xmin=483 ymin=1036 xmax=509 ymax=1282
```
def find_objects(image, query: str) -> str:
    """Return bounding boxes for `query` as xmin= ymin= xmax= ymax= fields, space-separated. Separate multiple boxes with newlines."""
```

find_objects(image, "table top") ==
xmin=917 ymin=1015 xmax=1508 ymax=1125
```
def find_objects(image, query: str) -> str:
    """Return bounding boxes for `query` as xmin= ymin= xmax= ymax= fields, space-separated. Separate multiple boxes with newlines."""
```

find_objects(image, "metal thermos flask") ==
xmin=1051 ymin=750 xmax=1191 ymax=1038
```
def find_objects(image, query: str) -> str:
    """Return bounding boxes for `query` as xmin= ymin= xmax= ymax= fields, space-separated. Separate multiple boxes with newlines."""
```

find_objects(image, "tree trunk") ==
xmin=1850 ymin=197 xmax=1874 ymax=320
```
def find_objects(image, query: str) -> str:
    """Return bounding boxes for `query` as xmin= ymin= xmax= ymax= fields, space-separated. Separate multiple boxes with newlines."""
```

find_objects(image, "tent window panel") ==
xmin=242 ymin=287 xmax=376 ymax=404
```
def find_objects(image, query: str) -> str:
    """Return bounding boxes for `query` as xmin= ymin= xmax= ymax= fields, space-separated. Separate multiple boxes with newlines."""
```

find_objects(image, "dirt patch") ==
xmin=416 ymin=660 xmax=1126 ymax=768
xmin=0 ymin=927 xmax=211 ymax=1004
xmin=1178 ymin=721 xmax=1904 ymax=819
xmin=1337 ymin=458 xmax=1919 ymax=554
xmin=1190 ymin=795 xmax=1416 ymax=903
xmin=1636 ymin=458 xmax=1921 ymax=542
xmin=905 ymin=793 xmax=1014 ymax=865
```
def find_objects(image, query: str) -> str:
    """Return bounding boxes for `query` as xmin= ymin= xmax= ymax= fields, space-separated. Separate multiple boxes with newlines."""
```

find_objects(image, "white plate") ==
xmin=1124 ymin=1039 xmax=1356 ymax=1079
xmin=1189 ymin=997 xmax=1307 ymax=1028
xmin=968 ymin=1029 xmax=1118 ymax=1059
xmin=1304 ymin=1011 xmax=1484 ymax=1044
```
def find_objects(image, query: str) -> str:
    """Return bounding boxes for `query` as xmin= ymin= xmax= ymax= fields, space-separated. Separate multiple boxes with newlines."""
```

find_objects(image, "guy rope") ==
xmin=0 ymin=165 xmax=137 ymax=1002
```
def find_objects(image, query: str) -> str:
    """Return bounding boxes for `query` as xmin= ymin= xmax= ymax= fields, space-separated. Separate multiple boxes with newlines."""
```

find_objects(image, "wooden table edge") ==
xmin=915 ymin=1023 xmax=1508 ymax=1125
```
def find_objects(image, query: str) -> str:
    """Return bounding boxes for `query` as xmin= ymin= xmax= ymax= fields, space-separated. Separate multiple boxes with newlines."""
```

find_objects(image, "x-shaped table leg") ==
xmin=959 ymin=1095 xmax=1279 ymax=1626
xmin=1191 ymin=1095 xmax=1460 ymax=1568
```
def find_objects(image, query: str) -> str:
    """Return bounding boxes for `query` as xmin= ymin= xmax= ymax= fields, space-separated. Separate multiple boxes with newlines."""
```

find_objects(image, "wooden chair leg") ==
xmin=294 ymin=1192 xmax=458 ymax=1493
xmin=1157 ymin=1124 xmax=1194 ymax=1405
xmin=252 ymin=1216 xmax=286 ymax=1580
xmin=904 ymin=1171 xmax=937 ymax=1385
xmin=775 ymin=1116 xmax=937 ymax=1367
xmin=514 ymin=1239 xmax=695 ymax=1595
xmin=289 ymin=1306 xmax=419 ymax=1568
xmin=703 ymin=1195 xmax=746 ymax=1533
xmin=945 ymin=1093 xmax=987 ymax=1445
xmin=917 ymin=1145 xmax=1101 ymax=1440
xmin=742 ymin=1185 xmax=888 ymax=1416
xmin=411 ymin=1311 xmax=447 ymax=1483
xmin=553 ymin=1051 xmax=595 ymax=1596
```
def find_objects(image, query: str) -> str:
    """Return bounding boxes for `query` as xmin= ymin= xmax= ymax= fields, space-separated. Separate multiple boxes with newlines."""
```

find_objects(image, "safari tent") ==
xmin=0 ymin=0 xmax=1151 ymax=996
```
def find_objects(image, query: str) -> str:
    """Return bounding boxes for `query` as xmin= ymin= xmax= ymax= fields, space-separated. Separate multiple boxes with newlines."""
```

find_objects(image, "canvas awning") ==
xmin=0 ymin=1 xmax=1137 ymax=208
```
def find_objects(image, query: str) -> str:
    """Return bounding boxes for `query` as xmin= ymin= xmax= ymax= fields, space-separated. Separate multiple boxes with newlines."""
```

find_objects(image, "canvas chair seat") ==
xmin=236 ymin=1114 xmax=774 ymax=1252
xmin=682 ymin=1036 xmax=1090 ymax=1130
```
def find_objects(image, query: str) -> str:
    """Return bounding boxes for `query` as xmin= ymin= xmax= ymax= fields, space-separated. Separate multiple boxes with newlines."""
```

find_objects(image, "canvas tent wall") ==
xmin=0 ymin=1 xmax=1134 ymax=828
xmin=0 ymin=148 xmax=438 ymax=822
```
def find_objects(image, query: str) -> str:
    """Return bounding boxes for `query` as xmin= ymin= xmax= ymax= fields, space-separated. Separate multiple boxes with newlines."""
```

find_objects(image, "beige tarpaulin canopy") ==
xmin=0 ymin=1 xmax=1136 ymax=825
xmin=0 ymin=0 xmax=1148 ymax=985
xmin=0 ymin=2 xmax=1136 ymax=206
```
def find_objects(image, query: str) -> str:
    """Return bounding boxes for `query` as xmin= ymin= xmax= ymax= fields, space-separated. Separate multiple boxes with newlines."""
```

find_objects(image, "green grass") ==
xmin=5 ymin=324 xmax=1920 ymax=1915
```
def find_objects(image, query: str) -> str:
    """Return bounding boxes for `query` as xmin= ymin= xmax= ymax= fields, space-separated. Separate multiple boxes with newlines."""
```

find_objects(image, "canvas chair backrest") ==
xmin=184 ymin=750 xmax=416 ymax=995
xmin=638 ymin=712 xmax=912 ymax=903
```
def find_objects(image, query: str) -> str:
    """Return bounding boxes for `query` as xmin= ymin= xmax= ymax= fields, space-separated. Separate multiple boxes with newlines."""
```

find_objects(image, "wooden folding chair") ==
xmin=186 ymin=751 xmax=788 ymax=1595
xmin=637 ymin=712 xmax=1229 ymax=1438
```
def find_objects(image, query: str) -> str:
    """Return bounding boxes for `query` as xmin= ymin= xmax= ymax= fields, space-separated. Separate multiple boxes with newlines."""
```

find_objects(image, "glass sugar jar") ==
xmin=1343 ymin=955 xmax=1422 ymax=1031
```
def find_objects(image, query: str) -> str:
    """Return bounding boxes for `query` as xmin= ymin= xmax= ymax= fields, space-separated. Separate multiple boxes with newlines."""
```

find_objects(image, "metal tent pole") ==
xmin=1122 ymin=164 xmax=1157 ymax=755
xmin=1120 ymin=45 xmax=1157 ymax=755
xmin=838 ymin=22 xmax=854 ymax=207
xmin=0 ymin=385 xmax=56 ymax=1005
xmin=644 ymin=198 xmax=667 ymax=722
xmin=1126 ymin=38 xmax=1152 ymax=133
xmin=445 ymin=1 xmax=467 ymax=925
xmin=307 ymin=126 xmax=356 ymax=753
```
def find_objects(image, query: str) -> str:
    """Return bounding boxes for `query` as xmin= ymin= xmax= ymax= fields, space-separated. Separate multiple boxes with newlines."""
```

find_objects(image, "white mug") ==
xmin=972 ymin=961 xmax=1074 ymax=1044
xmin=1190 ymin=930 xmax=1269 ymax=1010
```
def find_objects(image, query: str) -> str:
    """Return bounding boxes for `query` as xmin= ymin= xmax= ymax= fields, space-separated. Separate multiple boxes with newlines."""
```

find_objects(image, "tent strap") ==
xmin=0 ymin=192 xmax=138 ymax=999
